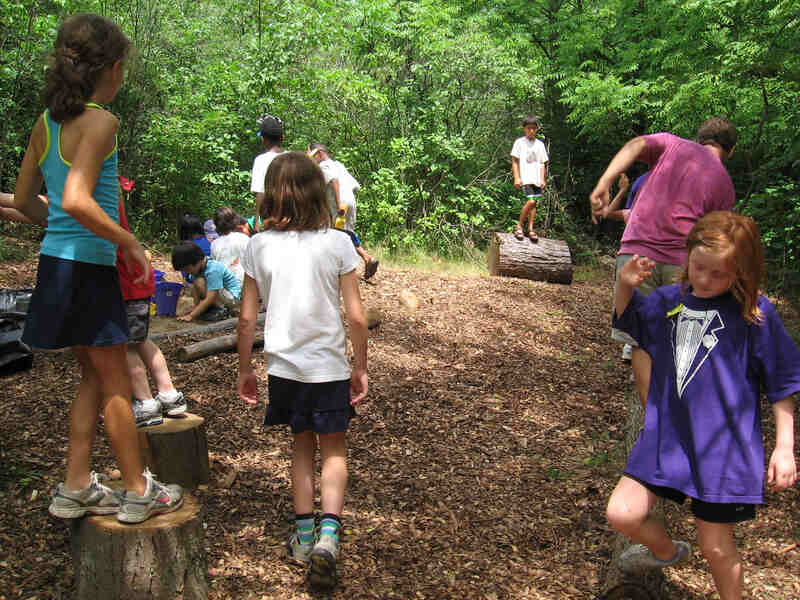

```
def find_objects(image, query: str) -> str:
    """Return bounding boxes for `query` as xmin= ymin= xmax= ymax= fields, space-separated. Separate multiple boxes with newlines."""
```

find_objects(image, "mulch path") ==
xmin=0 ymin=232 xmax=798 ymax=600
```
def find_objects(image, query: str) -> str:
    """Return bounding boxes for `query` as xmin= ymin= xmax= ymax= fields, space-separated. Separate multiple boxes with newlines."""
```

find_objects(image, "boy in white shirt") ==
xmin=510 ymin=115 xmax=549 ymax=242
xmin=211 ymin=206 xmax=250 ymax=283
xmin=250 ymin=114 xmax=285 ymax=231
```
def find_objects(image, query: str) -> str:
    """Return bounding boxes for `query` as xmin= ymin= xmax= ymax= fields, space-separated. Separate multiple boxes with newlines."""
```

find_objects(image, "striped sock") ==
xmin=295 ymin=514 xmax=315 ymax=545
xmin=319 ymin=514 xmax=341 ymax=541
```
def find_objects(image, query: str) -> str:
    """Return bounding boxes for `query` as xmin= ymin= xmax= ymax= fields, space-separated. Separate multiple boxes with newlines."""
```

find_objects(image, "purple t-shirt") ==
xmin=614 ymin=285 xmax=800 ymax=503
xmin=619 ymin=133 xmax=735 ymax=265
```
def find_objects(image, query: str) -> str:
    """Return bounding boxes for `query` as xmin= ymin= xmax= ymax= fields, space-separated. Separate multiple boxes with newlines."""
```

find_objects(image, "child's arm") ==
xmin=237 ymin=276 xmax=261 ymax=405
xmin=177 ymin=285 xmax=218 ymax=322
xmin=330 ymin=178 xmax=346 ymax=214
xmin=615 ymin=255 xmax=655 ymax=317
xmin=1 ymin=192 xmax=48 ymax=225
xmin=541 ymin=162 xmax=547 ymax=190
xmin=589 ymin=136 xmax=648 ymax=224
xmin=602 ymin=173 xmax=631 ymax=222
xmin=767 ymin=396 xmax=797 ymax=491
xmin=341 ymin=269 xmax=368 ymax=405
xmin=511 ymin=157 xmax=521 ymax=188
xmin=13 ymin=118 xmax=50 ymax=226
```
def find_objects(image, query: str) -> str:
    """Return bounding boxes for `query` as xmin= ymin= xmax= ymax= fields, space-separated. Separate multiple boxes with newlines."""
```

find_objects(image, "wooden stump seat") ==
xmin=70 ymin=493 xmax=207 ymax=600
xmin=138 ymin=413 xmax=209 ymax=490
xmin=488 ymin=232 xmax=573 ymax=284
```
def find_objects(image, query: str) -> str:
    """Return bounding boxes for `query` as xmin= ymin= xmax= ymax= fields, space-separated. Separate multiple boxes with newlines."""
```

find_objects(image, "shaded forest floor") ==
xmin=1 ymin=233 xmax=799 ymax=600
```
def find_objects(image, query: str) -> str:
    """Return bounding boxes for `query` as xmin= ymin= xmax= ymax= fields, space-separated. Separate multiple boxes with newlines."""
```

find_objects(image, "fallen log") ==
xmin=177 ymin=332 xmax=264 ymax=362
xmin=149 ymin=312 xmax=265 ymax=342
xmin=488 ymin=232 xmax=573 ymax=284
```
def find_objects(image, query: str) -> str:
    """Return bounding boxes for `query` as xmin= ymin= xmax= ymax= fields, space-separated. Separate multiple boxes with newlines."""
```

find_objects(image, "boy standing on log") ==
xmin=511 ymin=115 xmax=549 ymax=242
xmin=589 ymin=117 xmax=737 ymax=408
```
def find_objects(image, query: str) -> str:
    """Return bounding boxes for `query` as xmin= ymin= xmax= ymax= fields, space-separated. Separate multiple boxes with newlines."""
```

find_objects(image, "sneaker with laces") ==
xmin=287 ymin=533 xmax=314 ymax=564
xmin=618 ymin=540 xmax=691 ymax=574
xmin=622 ymin=344 xmax=633 ymax=363
xmin=156 ymin=391 xmax=187 ymax=417
xmin=132 ymin=398 xmax=163 ymax=428
xmin=117 ymin=468 xmax=184 ymax=524
xmin=48 ymin=471 xmax=120 ymax=518
xmin=309 ymin=533 xmax=340 ymax=589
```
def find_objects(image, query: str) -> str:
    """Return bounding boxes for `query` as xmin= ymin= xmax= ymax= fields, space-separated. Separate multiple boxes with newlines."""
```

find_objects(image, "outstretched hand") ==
xmin=350 ymin=368 xmax=368 ymax=406
xmin=619 ymin=255 xmax=655 ymax=289
xmin=589 ymin=184 xmax=610 ymax=225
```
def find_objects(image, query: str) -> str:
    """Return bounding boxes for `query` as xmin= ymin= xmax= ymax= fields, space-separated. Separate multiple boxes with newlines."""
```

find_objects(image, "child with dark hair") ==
xmin=179 ymin=212 xmax=211 ymax=256
xmin=172 ymin=241 xmax=241 ymax=322
xmin=211 ymin=206 xmax=250 ymax=282
xmin=238 ymin=152 xmax=368 ymax=590
xmin=250 ymin=114 xmax=286 ymax=231
xmin=511 ymin=115 xmax=548 ymax=241
xmin=12 ymin=13 xmax=182 ymax=524
xmin=608 ymin=212 xmax=799 ymax=600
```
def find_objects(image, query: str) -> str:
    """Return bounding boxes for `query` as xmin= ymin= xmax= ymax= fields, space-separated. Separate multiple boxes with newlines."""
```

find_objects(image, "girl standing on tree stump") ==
xmin=12 ymin=13 xmax=183 ymax=524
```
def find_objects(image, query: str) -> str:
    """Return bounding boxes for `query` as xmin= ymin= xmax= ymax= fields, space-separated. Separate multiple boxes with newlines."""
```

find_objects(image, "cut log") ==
xmin=70 ymin=492 xmax=207 ymax=600
xmin=177 ymin=332 xmax=264 ymax=362
xmin=488 ymin=232 xmax=572 ymax=284
xmin=149 ymin=312 xmax=266 ymax=342
xmin=138 ymin=413 xmax=209 ymax=490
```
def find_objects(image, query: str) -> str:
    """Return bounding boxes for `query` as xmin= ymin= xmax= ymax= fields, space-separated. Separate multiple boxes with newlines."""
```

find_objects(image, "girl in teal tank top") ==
xmin=11 ymin=14 xmax=183 ymax=524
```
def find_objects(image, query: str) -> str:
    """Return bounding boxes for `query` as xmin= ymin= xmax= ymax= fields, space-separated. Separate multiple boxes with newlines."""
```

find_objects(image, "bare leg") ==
xmin=631 ymin=347 xmax=651 ymax=410
xmin=318 ymin=432 xmax=348 ymax=516
xmin=526 ymin=199 xmax=537 ymax=234
xmin=696 ymin=519 xmax=742 ymax=600
xmin=65 ymin=348 xmax=103 ymax=491
xmin=292 ymin=431 xmax=316 ymax=515
xmin=83 ymin=344 xmax=146 ymax=495
xmin=518 ymin=199 xmax=535 ymax=230
xmin=126 ymin=344 xmax=152 ymax=400
xmin=134 ymin=339 xmax=175 ymax=395
xmin=606 ymin=475 xmax=677 ymax=561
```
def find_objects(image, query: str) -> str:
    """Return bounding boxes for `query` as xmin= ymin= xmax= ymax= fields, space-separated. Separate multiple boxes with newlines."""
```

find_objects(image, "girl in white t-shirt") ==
xmin=211 ymin=206 xmax=250 ymax=283
xmin=237 ymin=152 xmax=368 ymax=590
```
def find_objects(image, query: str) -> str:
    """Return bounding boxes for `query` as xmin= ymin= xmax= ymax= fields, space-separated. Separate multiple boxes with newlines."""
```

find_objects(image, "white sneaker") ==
xmin=621 ymin=344 xmax=633 ymax=363
xmin=156 ymin=391 xmax=187 ymax=416
xmin=132 ymin=398 xmax=163 ymax=428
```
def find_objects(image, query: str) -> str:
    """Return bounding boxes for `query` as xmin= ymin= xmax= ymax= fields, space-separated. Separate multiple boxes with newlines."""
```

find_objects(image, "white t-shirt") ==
xmin=210 ymin=231 xmax=250 ymax=283
xmin=250 ymin=150 xmax=285 ymax=194
xmin=318 ymin=159 xmax=359 ymax=230
xmin=510 ymin=137 xmax=548 ymax=186
xmin=241 ymin=228 xmax=360 ymax=383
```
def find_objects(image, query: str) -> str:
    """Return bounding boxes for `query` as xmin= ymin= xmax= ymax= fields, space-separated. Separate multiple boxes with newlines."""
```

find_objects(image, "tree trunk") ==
xmin=70 ymin=493 xmax=207 ymax=600
xmin=138 ymin=413 xmax=209 ymax=490
xmin=488 ymin=232 xmax=573 ymax=284
xmin=177 ymin=332 xmax=264 ymax=362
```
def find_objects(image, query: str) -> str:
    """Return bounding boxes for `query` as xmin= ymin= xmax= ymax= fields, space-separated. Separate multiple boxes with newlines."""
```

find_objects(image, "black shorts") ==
xmin=626 ymin=473 xmax=756 ymax=524
xmin=521 ymin=184 xmax=542 ymax=198
xmin=265 ymin=375 xmax=355 ymax=434
xmin=22 ymin=254 xmax=129 ymax=349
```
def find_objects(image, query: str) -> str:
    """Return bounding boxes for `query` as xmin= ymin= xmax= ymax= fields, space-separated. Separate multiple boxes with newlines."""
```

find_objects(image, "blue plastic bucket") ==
xmin=154 ymin=282 xmax=183 ymax=316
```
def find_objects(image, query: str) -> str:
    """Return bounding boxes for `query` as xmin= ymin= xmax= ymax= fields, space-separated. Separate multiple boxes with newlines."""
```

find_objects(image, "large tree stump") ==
xmin=138 ymin=414 xmax=209 ymax=490
xmin=488 ymin=232 xmax=573 ymax=284
xmin=70 ymin=493 xmax=207 ymax=600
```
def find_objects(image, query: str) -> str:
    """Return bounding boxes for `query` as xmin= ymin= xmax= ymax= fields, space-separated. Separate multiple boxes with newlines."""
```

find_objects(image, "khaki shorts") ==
xmin=611 ymin=254 xmax=683 ymax=345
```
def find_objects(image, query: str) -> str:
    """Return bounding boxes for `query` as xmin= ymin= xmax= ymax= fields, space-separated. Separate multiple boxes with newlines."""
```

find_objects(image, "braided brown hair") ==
xmin=43 ymin=14 xmax=131 ymax=122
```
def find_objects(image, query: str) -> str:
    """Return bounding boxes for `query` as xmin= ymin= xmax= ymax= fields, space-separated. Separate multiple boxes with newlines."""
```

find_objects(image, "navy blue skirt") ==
xmin=22 ymin=254 xmax=129 ymax=349
xmin=265 ymin=375 xmax=355 ymax=434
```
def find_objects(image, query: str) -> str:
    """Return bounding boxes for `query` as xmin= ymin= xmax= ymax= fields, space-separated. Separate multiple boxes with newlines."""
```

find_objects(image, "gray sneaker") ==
xmin=287 ymin=533 xmax=314 ymax=564
xmin=48 ymin=471 xmax=120 ymax=518
xmin=309 ymin=533 xmax=340 ymax=589
xmin=132 ymin=398 xmax=163 ymax=428
xmin=618 ymin=540 xmax=691 ymax=574
xmin=117 ymin=468 xmax=184 ymax=524
xmin=156 ymin=391 xmax=187 ymax=417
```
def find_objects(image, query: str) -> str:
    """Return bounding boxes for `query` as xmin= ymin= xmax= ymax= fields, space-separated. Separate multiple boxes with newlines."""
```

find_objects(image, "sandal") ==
xmin=528 ymin=229 xmax=538 ymax=242
xmin=513 ymin=227 xmax=525 ymax=240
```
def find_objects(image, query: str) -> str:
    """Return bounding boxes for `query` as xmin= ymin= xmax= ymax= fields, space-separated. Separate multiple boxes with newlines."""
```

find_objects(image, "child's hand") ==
xmin=767 ymin=446 xmax=797 ymax=491
xmin=589 ymin=185 xmax=609 ymax=224
xmin=619 ymin=255 xmax=655 ymax=288
xmin=177 ymin=314 xmax=193 ymax=322
xmin=238 ymin=371 xmax=259 ymax=405
xmin=350 ymin=368 xmax=368 ymax=406
xmin=121 ymin=241 xmax=151 ymax=285
xmin=513 ymin=177 xmax=522 ymax=189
